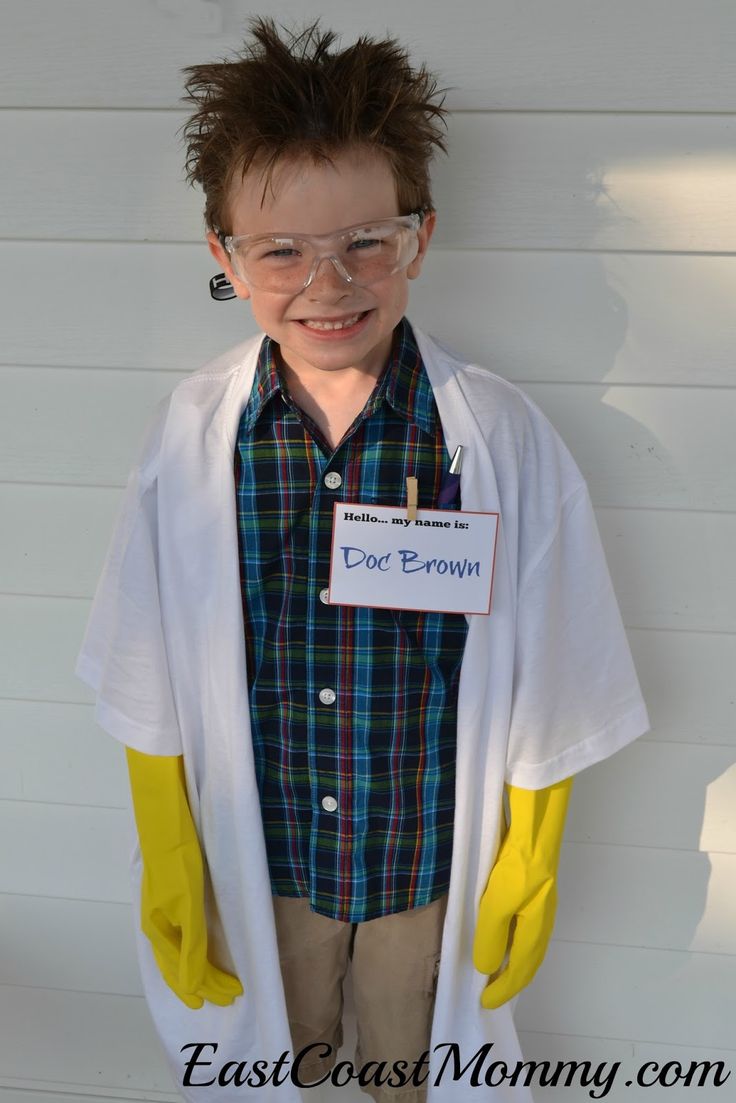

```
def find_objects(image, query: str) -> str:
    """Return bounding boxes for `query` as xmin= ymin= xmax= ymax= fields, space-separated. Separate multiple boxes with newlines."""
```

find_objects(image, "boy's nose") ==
xmin=305 ymin=254 xmax=353 ymax=293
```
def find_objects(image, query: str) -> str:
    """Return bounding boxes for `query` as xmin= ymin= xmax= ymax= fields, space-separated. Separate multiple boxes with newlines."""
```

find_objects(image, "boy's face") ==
xmin=206 ymin=147 xmax=435 ymax=382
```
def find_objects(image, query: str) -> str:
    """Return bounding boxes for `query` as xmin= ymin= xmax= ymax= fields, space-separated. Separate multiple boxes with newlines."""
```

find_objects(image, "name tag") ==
xmin=328 ymin=503 xmax=499 ymax=615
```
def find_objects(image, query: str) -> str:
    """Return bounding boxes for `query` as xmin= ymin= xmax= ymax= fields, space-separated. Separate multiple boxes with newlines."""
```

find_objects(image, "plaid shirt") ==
xmin=234 ymin=317 xmax=469 ymax=921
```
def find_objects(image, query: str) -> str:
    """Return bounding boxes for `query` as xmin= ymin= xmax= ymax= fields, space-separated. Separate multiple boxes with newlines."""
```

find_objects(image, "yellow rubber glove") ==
xmin=473 ymin=775 xmax=573 ymax=1009
xmin=125 ymin=747 xmax=244 ymax=1009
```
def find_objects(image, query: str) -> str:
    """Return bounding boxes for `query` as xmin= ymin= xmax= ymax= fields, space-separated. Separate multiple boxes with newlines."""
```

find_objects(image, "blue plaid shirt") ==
xmin=234 ymin=317 xmax=469 ymax=921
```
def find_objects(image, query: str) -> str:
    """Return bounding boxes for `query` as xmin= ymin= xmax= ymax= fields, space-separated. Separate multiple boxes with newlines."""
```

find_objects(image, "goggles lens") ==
xmin=225 ymin=214 xmax=421 ymax=292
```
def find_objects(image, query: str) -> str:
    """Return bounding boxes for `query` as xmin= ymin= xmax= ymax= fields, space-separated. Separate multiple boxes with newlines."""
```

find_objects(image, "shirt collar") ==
xmin=240 ymin=334 xmax=283 ymax=433
xmin=241 ymin=316 xmax=436 ymax=437
xmin=384 ymin=316 xmax=436 ymax=436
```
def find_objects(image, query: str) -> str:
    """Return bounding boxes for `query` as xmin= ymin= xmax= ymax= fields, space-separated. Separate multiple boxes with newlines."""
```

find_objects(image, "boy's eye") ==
xmin=246 ymin=238 xmax=303 ymax=262
xmin=348 ymin=237 xmax=381 ymax=251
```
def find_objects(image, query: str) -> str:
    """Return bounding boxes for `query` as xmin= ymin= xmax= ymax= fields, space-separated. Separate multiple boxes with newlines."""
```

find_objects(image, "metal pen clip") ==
xmin=449 ymin=445 xmax=464 ymax=476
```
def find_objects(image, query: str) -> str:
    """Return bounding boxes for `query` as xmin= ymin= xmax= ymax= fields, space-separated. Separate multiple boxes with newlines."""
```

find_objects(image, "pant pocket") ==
xmin=424 ymin=951 xmax=442 ymax=998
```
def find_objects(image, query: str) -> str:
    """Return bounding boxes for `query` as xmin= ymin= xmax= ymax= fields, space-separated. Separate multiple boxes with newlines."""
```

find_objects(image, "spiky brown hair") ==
xmin=178 ymin=16 xmax=450 ymax=240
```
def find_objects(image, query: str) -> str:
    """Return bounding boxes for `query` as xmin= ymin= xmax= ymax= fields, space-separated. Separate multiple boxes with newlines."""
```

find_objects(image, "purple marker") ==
xmin=437 ymin=445 xmax=464 ymax=508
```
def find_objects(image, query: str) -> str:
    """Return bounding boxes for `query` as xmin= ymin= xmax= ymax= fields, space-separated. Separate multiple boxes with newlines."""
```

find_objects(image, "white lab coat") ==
xmin=75 ymin=322 xmax=650 ymax=1102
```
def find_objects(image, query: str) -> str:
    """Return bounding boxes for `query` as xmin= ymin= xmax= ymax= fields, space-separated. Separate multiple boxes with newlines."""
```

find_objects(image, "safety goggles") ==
xmin=209 ymin=210 xmax=425 ymax=300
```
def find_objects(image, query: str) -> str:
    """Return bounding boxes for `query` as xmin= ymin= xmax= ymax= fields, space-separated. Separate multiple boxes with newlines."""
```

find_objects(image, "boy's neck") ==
xmin=275 ymin=344 xmax=392 ymax=452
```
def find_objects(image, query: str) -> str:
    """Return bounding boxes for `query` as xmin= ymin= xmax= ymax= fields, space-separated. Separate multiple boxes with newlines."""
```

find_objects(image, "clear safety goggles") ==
xmin=210 ymin=210 xmax=425 ymax=300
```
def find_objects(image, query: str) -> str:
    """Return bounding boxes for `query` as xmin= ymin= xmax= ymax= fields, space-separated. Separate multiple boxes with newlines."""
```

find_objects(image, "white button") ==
xmin=319 ymin=588 xmax=330 ymax=604
xmin=319 ymin=687 xmax=336 ymax=705
xmin=324 ymin=471 xmax=342 ymax=489
xmin=321 ymin=795 xmax=338 ymax=812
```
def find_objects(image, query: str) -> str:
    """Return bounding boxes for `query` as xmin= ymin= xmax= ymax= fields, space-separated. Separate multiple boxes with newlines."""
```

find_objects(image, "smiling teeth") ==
xmin=302 ymin=312 xmax=364 ymax=331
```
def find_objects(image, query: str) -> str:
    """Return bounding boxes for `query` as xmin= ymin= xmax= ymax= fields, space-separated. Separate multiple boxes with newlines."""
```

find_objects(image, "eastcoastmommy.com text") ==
xmin=180 ymin=1042 xmax=731 ymax=1098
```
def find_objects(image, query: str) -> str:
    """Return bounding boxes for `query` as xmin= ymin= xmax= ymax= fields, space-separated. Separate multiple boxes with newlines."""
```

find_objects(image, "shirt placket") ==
xmin=300 ymin=389 xmax=389 ymax=910
xmin=305 ymin=434 xmax=352 ymax=906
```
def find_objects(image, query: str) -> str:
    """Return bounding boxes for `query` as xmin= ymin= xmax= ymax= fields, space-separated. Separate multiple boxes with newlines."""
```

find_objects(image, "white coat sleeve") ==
xmin=505 ymin=482 xmax=650 ymax=789
xmin=74 ymin=399 xmax=183 ymax=756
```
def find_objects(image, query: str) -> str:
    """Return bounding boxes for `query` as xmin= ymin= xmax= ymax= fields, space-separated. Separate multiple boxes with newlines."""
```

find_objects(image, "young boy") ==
xmin=75 ymin=18 xmax=650 ymax=1103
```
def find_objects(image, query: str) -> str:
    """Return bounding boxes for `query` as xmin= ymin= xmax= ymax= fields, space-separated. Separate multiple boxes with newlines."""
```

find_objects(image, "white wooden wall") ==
xmin=1 ymin=2 xmax=734 ymax=1100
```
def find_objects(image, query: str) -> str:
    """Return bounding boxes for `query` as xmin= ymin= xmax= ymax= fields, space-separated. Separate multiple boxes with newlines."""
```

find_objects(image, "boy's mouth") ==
xmin=297 ymin=310 xmax=371 ymax=332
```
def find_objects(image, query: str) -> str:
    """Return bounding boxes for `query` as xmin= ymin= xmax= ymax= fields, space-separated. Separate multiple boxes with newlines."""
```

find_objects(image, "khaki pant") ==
xmin=272 ymin=893 xmax=448 ymax=1103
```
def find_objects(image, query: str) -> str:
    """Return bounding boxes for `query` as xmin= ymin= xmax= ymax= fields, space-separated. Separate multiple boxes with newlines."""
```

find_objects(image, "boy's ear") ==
xmin=407 ymin=209 xmax=437 ymax=281
xmin=205 ymin=231 xmax=251 ymax=301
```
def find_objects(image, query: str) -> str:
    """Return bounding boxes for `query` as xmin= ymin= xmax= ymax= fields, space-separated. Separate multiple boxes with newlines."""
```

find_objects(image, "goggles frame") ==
xmin=209 ymin=209 xmax=426 ymax=301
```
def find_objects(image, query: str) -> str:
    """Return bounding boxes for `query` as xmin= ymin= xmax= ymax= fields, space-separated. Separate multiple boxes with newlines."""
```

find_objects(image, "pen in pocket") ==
xmin=437 ymin=445 xmax=463 ymax=508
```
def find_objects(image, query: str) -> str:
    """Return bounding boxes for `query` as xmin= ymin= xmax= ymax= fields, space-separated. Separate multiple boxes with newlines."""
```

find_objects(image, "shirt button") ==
xmin=318 ymin=687 xmax=336 ymax=705
xmin=319 ymin=588 xmax=330 ymax=604
xmin=321 ymin=795 xmax=338 ymax=812
xmin=324 ymin=471 xmax=342 ymax=490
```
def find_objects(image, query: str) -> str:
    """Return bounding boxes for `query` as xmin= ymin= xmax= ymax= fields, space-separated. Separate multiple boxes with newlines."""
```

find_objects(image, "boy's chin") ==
xmin=278 ymin=331 xmax=394 ymax=380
